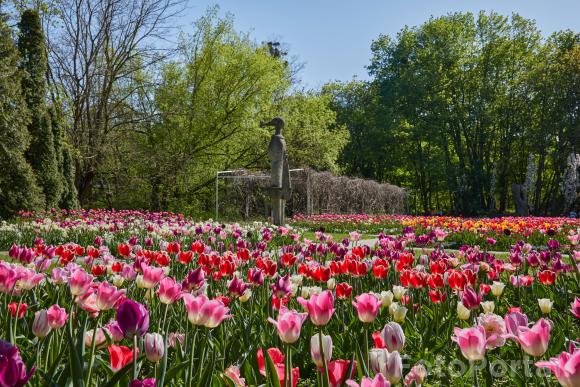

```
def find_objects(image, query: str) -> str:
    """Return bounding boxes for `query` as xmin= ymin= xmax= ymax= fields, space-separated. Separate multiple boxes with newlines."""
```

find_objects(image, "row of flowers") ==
xmin=293 ymin=214 xmax=580 ymax=250
xmin=0 ymin=214 xmax=579 ymax=386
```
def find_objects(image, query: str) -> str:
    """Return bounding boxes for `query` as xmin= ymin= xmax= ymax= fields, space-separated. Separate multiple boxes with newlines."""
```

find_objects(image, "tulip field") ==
xmin=0 ymin=210 xmax=579 ymax=386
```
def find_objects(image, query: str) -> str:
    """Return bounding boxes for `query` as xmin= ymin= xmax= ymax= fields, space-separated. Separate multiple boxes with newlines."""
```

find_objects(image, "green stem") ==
xmin=318 ymin=330 xmax=330 ymax=387
xmin=133 ymin=334 xmax=138 ymax=381
xmin=85 ymin=315 xmax=102 ymax=385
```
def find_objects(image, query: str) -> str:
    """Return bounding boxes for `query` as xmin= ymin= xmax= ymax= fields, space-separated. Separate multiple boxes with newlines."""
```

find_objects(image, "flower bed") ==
xmin=292 ymin=214 xmax=580 ymax=251
xmin=0 ymin=211 xmax=578 ymax=386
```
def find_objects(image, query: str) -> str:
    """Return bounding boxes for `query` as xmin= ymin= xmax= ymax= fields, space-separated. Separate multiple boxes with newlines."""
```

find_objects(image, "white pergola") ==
xmin=215 ymin=169 xmax=304 ymax=221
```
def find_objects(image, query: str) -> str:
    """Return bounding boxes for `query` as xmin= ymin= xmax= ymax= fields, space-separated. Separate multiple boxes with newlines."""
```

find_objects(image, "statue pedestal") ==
xmin=270 ymin=187 xmax=285 ymax=226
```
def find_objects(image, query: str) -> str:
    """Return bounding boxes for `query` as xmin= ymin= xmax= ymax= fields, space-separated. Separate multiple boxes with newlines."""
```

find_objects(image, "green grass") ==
xmin=300 ymin=231 xmax=377 ymax=241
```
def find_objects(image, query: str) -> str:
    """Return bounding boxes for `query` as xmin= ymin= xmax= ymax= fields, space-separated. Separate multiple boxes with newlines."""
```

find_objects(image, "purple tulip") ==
xmin=0 ymin=340 xmax=35 ymax=386
xmin=129 ymin=378 xmax=156 ymax=387
xmin=116 ymin=299 xmax=149 ymax=338
xmin=181 ymin=268 xmax=205 ymax=292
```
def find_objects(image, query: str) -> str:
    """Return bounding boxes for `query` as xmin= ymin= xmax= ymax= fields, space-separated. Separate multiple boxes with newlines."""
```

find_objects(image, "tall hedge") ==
xmin=18 ymin=9 xmax=62 ymax=208
xmin=0 ymin=16 xmax=44 ymax=217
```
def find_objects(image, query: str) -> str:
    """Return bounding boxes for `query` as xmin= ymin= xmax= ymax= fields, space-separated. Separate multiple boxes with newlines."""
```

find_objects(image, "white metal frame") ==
xmin=215 ymin=169 xmax=304 ymax=221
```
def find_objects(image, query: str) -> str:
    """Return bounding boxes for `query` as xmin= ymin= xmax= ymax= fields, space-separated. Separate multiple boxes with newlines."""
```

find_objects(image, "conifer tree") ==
xmin=18 ymin=9 xmax=62 ymax=208
xmin=0 ymin=15 xmax=44 ymax=217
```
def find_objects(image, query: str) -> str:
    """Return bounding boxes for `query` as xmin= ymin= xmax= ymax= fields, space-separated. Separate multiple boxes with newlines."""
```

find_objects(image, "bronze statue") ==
xmin=260 ymin=117 xmax=291 ymax=225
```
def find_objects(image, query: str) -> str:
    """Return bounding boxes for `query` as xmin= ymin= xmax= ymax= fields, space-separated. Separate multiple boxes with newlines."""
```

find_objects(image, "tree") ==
xmin=19 ymin=9 xmax=62 ymax=208
xmin=48 ymin=0 xmax=184 ymax=205
xmin=0 ymin=15 xmax=44 ymax=217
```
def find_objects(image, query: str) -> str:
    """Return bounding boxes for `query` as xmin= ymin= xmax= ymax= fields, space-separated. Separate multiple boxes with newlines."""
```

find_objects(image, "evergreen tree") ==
xmin=0 ymin=15 xmax=44 ymax=217
xmin=60 ymin=145 xmax=79 ymax=209
xmin=18 ymin=9 xmax=62 ymax=208
xmin=50 ymin=107 xmax=79 ymax=209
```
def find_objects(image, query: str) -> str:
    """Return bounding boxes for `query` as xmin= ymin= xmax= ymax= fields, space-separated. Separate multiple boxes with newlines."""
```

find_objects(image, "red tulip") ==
xmin=108 ymin=345 xmax=137 ymax=372
xmin=118 ymin=244 xmax=131 ymax=257
xmin=538 ymin=270 xmax=556 ymax=285
xmin=335 ymin=283 xmax=353 ymax=299
xmin=8 ymin=303 xmax=27 ymax=319
xmin=257 ymin=348 xmax=299 ymax=387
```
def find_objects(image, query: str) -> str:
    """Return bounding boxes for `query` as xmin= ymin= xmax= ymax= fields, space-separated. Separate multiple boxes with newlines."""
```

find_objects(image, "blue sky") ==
xmin=177 ymin=0 xmax=579 ymax=89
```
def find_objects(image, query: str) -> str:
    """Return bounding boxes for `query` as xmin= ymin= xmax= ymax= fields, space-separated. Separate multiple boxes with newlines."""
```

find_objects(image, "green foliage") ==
xmin=332 ymin=11 xmax=579 ymax=215
xmin=277 ymin=92 xmax=349 ymax=174
xmin=0 ymin=15 xmax=44 ymax=217
xmin=18 ymin=9 xmax=62 ymax=208
xmin=97 ymin=9 xmax=347 ymax=214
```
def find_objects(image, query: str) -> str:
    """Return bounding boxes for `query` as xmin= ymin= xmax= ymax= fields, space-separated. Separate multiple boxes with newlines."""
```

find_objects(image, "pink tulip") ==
xmin=32 ymin=309 xmax=52 ymax=338
xmin=352 ymin=293 xmax=380 ymax=323
xmin=268 ymin=307 xmax=308 ymax=344
xmin=14 ymin=267 xmax=44 ymax=290
xmin=47 ymin=305 xmax=68 ymax=329
xmin=200 ymin=299 xmax=233 ymax=328
xmin=182 ymin=294 xmax=209 ymax=325
xmin=451 ymin=325 xmax=486 ymax=361
xmin=157 ymin=277 xmax=182 ymax=304
xmin=141 ymin=264 xmax=164 ymax=289
xmin=571 ymin=297 xmax=580 ymax=319
xmin=0 ymin=262 xmax=19 ymax=294
xmin=404 ymin=363 xmax=427 ymax=386
xmin=505 ymin=318 xmax=551 ymax=357
xmin=69 ymin=269 xmax=93 ymax=296
xmin=346 ymin=373 xmax=391 ymax=387
xmin=298 ymin=290 xmax=335 ymax=326
xmin=504 ymin=311 xmax=528 ymax=336
xmin=536 ymin=345 xmax=580 ymax=387
xmin=182 ymin=294 xmax=232 ymax=328
xmin=95 ymin=282 xmax=126 ymax=311
xmin=477 ymin=313 xmax=506 ymax=349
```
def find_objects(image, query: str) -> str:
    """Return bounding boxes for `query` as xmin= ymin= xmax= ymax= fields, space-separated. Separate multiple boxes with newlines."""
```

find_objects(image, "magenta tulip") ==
xmin=116 ymin=299 xmax=149 ymax=337
xmin=0 ymin=339 xmax=35 ymax=386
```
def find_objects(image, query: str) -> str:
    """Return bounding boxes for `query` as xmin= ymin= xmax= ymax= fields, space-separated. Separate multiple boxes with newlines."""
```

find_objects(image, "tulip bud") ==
xmin=326 ymin=278 xmax=336 ymax=290
xmin=136 ymin=275 xmax=146 ymax=289
xmin=380 ymin=290 xmax=394 ymax=307
xmin=457 ymin=302 xmax=471 ymax=320
xmin=388 ymin=302 xmax=399 ymax=316
xmin=392 ymin=286 xmax=406 ymax=301
xmin=481 ymin=301 xmax=495 ymax=314
xmin=310 ymin=333 xmax=332 ymax=367
xmin=32 ymin=309 xmax=52 ymax=338
xmin=290 ymin=275 xmax=303 ymax=286
xmin=113 ymin=275 xmax=125 ymax=287
xmin=239 ymin=289 xmax=252 ymax=303
xmin=491 ymin=281 xmax=505 ymax=297
xmin=538 ymin=298 xmax=553 ymax=314
xmin=144 ymin=333 xmax=164 ymax=362
xmin=393 ymin=305 xmax=408 ymax=323
xmin=301 ymin=286 xmax=310 ymax=299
